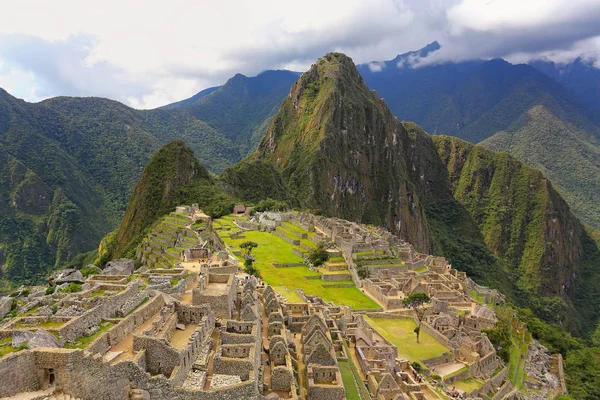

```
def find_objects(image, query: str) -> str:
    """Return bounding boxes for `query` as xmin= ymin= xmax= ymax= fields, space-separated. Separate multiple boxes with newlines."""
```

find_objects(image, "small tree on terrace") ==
xmin=403 ymin=292 xmax=431 ymax=343
xmin=307 ymin=243 xmax=329 ymax=267
xmin=240 ymin=241 xmax=258 ymax=258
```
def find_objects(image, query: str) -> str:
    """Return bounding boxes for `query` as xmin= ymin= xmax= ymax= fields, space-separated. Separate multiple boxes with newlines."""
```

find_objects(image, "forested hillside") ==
xmin=357 ymin=46 xmax=600 ymax=229
xmin=0 ymin=69 xmax=296 ymax=288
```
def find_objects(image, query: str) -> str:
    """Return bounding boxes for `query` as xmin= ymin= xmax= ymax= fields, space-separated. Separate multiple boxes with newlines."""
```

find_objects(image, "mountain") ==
xmin=357 ymin=46 xmax=600 ymax=229
xmin=531 ymin=57 xmax=600 ymax=112
xmin=163 ymin=70 xmax=300 ymax=155
xmin=223 ymin=52 xmax=600 ymax=335
xmin=0 ymin=69 xmax=296 ymax=288
xmin=97 ymin=140 xmax=234 ymax=263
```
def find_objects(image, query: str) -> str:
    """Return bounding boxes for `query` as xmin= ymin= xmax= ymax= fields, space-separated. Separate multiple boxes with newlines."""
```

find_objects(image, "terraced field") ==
xmin=215 ymin=217 xmax=379 ymax=309
xmin=364 ymin=316 xmax=449 ymax=362
xmin=137 ymin=212 xmax=199 ymax=269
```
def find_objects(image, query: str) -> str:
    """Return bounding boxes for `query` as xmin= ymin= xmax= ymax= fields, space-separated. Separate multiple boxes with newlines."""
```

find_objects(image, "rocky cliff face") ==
xmin=252 ymin=53 xmax=460 ymax=252
xmin=223 ymin=53 xmax=600 ymax=333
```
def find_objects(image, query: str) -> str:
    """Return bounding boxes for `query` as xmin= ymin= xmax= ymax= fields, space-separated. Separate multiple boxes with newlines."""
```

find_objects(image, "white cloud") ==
xmin=0 ymin=0 xmax=598 ymax=108
xmin=368 ymin=62 xmax=385 ymax=72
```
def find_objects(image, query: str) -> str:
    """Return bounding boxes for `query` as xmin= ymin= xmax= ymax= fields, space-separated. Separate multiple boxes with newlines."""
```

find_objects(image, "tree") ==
xmin=243 ymin=257 xmax=261 ymax=278
xmin=308 ymin=244 xmax=329 ymax=267
xmin=403 ymin=292 xmax=431 ymax=343
xmin=240 ymin=241 xmax=258 ymax=257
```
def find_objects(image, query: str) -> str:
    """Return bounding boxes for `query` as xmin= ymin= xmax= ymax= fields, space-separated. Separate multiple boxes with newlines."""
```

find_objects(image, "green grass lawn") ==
xmin=508 ymin=331 xmax=529 ymax=389
xmin=65 ymin=321 xmax=114 ymax=349
xmin=15 ymin=320 xmax=65 ymax=329
xmin=454 ymin=378 xmax=484 ymax=393
xmin=364 ymin=316 xmax=449 ymax=362
xmin=339 ymin=360 xmax=363 ymax=400
xmin=216 ymin=220 xmax=378 ymax=309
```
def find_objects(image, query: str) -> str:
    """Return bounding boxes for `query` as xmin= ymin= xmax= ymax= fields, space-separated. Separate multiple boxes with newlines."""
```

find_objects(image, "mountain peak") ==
xmin=104 ymin=140 xmax=216 ymax=260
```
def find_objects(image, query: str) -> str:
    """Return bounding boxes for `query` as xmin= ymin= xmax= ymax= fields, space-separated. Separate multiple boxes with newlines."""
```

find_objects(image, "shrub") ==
xmin=80 ymin=267 xmax=98 ymax=277
xmin=61 ymin=283 xmax=82 ymax=293
xmin=243 ymin=258 xmax=261 ymax=278
xmin=254 ymin=198 xmax=289 ymax=213
xmin=308 ymin=244 xmax=329 ymax=267
xmin=357 ymin=266 xmax=368 ymax=279
xmin=411 ymin=361 xmax=422 ymax=372
xmin=45 ymin=287 xmax=55 ymax=295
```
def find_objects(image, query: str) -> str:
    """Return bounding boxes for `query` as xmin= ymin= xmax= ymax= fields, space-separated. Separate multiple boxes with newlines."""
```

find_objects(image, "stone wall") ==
xmin=192 ymin=274 xmax=236 ymax=319
xmin=58 ymin=284 xmax=144 ymax=343
xmin=134 ymin=336 xmax=180 ymax=377
xmin=86 ymin=294 xmax=164 ymax=355
xmin=321 ymin=273 xmax=352 ymax=282
xmin=0 ymin=350 xmax=38 ymax=397
xmin=2 ymin=343 xmax=262 ymax=400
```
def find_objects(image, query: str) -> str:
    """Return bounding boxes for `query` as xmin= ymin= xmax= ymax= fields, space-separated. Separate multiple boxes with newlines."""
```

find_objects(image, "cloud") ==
xmin=368 ymin=62 xmax=386 ymax=73
xmin=0 ymin=0 xmax=598 ymax=108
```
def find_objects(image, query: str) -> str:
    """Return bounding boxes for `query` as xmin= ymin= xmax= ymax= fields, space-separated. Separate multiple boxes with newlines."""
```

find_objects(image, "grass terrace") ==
xmin=87 ymin=290 xmax=107 ymax=298
xmin=364 ymin=316 xmax=449 ymax=362
xmin=339 ymin=360 xmax=363 ymax=400
xmin=453 ymin=378 xmax=484 ymax=393
xmin=215 ymin=218 xmax=379 ymax=309
xmin=65 ymin=321 xmax=115 ymax=349
xmin=15 ymin=320 xmax=65 ymax=329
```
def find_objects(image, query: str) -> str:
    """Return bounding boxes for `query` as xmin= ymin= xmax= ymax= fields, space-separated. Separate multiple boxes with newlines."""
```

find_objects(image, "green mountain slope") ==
xmin=481 ymin=106 xmax=600 ymax=228
xmin=99 ymin=140 xmax=234 ymax=262
xmin=0 ymin=69 xmax=296 ymax=287
xmin=170 ymin=70 xmax=300 ymax=155
xmin=223 ymin=52 xmax=600 ymax=334
xmin=358 ymin=49 xmax=600 ymax=230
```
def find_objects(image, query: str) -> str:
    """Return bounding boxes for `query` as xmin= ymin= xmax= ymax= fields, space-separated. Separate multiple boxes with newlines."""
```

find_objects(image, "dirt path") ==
xmin=109 ymin=310 xmax=161 ymax=363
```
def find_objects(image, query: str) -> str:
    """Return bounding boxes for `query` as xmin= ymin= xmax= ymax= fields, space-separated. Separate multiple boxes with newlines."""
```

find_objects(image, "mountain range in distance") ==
xmin=1 ymin=42 xmax=600 ymax=338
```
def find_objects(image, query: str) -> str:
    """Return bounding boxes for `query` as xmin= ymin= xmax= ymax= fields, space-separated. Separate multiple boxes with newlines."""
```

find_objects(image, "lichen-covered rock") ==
xmin=102 ymin=258 xmax=135 ymax=275
xmin=13 ymin=329 xmax=61 ymax=348
xmin=49 ymin=268 xmax=85 ymax=285
xmin=0 ymin=296 xmax=13 ymax=319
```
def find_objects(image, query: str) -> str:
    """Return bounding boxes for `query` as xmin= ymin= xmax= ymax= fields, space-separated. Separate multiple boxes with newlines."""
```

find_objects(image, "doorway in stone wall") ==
xmin=47 ymin=368 xmax=56 ymax=387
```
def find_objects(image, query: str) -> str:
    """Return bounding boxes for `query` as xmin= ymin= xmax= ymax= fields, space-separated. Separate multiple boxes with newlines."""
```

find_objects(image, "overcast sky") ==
xmin=1 ymin=0 xmax=599 ymax=109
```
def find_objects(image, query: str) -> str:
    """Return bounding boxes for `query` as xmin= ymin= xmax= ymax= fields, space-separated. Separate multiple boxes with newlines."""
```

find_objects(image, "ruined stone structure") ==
xmin=0 ymin=207 xmax=564 ymax=400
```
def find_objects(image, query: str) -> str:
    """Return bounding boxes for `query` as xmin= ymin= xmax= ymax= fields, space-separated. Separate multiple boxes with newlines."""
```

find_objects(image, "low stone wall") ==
xmin=422 ymin=353 xmax=455 ymax=368
xmin=274 ymin=230 xmax=300 ymax=246
xmin=419 ymin=320 xmax=453 ymax=349
xmin=292 ymin=248 xmax=307 ymax=258
xmin=159 ymin=272 xmax=197 ymax=295
xmin=321 ymin=273 xmax=352 ymax=282
xmin=273 ymin=263 xmax=305 ymax=268
xmin=322 ymin=283 xmax=355 ymax=288
xmin=208 ymin=266 xmax=238 ymax=275
xmin=86 ymin=294 xmax=164 ymax=355
xmin=443 ymin=366 xmax=471 ymax=384
xmin=492 ymin=381 xmax=513 ymax=400
xmin=58 ymin=284 xmax=144 ymax=343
